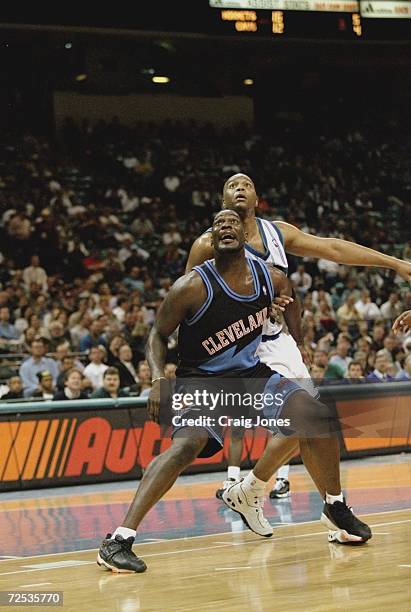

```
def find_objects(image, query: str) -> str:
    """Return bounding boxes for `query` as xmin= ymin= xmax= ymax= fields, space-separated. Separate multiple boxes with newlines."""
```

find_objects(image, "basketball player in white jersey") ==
xmin=187 ymin=173 xmax=411 ymax=541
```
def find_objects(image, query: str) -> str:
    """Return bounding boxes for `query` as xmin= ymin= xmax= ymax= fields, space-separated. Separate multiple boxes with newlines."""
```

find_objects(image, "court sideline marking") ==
xmin=0 ymin=506 xmax=409 ymax=564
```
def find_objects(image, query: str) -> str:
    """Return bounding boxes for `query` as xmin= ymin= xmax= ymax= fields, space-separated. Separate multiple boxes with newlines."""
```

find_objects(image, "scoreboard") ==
xmin=209 ymin=0 xmax=411 ymax=38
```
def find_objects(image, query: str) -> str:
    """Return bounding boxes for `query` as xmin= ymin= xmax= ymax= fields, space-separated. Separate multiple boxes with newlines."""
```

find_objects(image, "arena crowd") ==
xmin=0 ymin=117 xmax=410 ymax=399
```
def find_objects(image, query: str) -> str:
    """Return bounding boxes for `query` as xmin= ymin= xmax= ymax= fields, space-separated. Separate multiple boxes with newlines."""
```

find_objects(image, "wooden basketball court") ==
xmin=0 ymin=456 xmax=410 ymax=611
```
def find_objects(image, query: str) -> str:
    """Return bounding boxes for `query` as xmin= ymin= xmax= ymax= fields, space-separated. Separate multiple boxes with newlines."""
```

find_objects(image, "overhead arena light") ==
xmin=152 ymin=76 xmax=170 ymax=84
xmin=243 ymin=78 xmax=254 ymax=85
xmin=75 ymin=74 xmax=87 ymax=82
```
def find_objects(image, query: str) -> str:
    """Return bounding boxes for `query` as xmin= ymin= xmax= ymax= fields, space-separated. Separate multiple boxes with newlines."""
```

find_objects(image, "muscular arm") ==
xmin=185 ymin=233 xmax=214 ymax=273
xmin=277 ymin=221 xmax=411 ymax=281
xmin=146 ymin=273 xmax=206 ymax=379
xmin=268 ymin=267 xmax=303 ymax=345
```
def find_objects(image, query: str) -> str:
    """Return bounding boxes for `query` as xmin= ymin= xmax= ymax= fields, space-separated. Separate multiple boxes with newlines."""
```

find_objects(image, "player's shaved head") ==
xmin=223 ymin=173 xmax=256 ymax=194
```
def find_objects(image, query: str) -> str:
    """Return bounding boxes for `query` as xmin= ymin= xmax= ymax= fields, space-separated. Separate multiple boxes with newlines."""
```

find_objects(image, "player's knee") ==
xmin=171 ymin=434 xmax=208 ymax=465
xmin=307 ymin=399 xmax=336 ymax=435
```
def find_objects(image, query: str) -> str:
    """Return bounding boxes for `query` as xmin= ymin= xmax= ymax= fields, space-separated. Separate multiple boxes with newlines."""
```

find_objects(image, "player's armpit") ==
xmin=185 ymin=234 xmax=214 ymax=272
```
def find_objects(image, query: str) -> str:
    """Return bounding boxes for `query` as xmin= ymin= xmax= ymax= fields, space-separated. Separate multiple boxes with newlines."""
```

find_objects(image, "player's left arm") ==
xmin=276 ymin=221 xmax=411 ymax=281
xmin=268 ymin=267 xmax=310 ymax=363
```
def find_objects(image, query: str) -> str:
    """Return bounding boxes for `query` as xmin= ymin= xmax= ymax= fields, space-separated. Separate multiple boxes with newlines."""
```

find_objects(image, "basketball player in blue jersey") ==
xmin=187 ymin=173 xmax=411 ymax=541
xmin=97 ymin=210 xmax=368 ymax=573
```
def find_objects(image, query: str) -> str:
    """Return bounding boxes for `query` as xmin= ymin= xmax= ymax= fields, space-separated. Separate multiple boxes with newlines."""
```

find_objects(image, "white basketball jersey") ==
xmin=244 ymin=218 xmax=288 ymax=335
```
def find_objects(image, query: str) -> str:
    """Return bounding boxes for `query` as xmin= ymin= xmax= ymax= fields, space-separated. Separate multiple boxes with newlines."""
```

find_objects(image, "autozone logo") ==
xmin=0 ymin=415 xmax=275 ymax=484
xmin=0 ymin=417 xmax=170 ymax=481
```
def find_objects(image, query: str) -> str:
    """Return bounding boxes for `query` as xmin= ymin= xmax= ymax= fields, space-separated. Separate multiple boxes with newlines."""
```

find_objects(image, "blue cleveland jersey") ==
xmin=204 ymin=218 xmax=288 ymax=336
xmin=178 ymin=257 xmax=274 ymax=374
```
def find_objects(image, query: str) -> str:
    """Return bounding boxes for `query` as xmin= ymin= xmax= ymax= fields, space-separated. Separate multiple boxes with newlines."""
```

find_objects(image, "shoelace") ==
xmin=253 ymin=493 xmax=265 ymax=509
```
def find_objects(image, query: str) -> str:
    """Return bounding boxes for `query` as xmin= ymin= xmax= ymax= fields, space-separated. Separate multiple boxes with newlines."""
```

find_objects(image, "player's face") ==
xmin=211 ymin=211 xmax=245 ymax=253
xmin=222 ymin=174 xmax=258 ymax=217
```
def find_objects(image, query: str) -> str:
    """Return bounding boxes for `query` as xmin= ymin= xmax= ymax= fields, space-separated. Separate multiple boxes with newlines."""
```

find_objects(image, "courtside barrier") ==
xmin=0 ymin=382 xmax=410 ymax=491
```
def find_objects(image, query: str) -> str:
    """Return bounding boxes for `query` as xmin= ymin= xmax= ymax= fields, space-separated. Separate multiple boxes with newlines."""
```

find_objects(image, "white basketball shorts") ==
xmin=256 ymin=331 xmax=319 ymax=399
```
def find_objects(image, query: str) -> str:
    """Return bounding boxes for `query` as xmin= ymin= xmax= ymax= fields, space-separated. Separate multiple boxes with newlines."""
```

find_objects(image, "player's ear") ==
xmin=244 ymin=231 xmax=248 ymax=241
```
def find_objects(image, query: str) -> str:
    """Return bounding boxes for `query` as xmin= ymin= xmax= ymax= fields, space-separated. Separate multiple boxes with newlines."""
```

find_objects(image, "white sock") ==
xmin=325 ymin=492 xmax=343 ymax=504
xmin=242 ymin=470 xmax=267 ymax=494
xmin=277 ymin=464 xmax=290 ymax=480
xmin=112 ymin=526 xmax=136 ymax=540
xmin=227 ymin=466 xmax=240 ymax=481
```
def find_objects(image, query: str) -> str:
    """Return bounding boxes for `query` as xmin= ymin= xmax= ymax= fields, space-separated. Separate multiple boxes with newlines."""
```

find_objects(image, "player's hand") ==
xmin=394 ymin=259 xmax=411 ymax=282
xmin=147 ymin=378 xmax=169 ymax=424
xmin=272 ymin=294 xmax=294 ymax=312
xmin=297 ymin=343 xmax=311 ymax=366
xmin=392 ymin=310 xmax=411 ymax=334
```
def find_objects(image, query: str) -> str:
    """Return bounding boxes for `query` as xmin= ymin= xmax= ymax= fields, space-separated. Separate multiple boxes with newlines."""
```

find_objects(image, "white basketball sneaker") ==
xmin=215 ymin=477 xmax=239 ymax=500
xmin=222 ymin=479 xmax=273 ymax=537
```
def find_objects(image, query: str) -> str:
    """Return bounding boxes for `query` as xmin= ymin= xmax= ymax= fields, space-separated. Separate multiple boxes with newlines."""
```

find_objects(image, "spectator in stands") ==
xmin=48 ymin=321 xmax=68 ymax=352
xmin=91 ymin=367 xmax=128 ymax=398
xmin=33 ymin=370 xmax=55 ymax=400
xmin=19 ymin=338 xmax=59 ymax=397
xmin=115 ymin=343 xmax=139 ymax=389
xmin=380 ymin=334 xmax=399 ymax=363
xmin=380 ymin=293 xmax=403 ymax=321
xmin=1 ymin=376 xmax=23 ymax=400
xmin=371 ymin=323 xmax=387 ymax=352
xmin=314 ymin=300 xmax=338 ymax=334
xmin=107 ymin=334 xmax=126 ymax=365
xmin=345 ymin=361 xmax=365 ymax=382
xmin=309 ymin=363 xmax=326 ymax=386
xmin=137 ymin=360 xmax=152 ymax=397
xmin=290 ymin=264 xmax=312 ymax=298
xmin=123 ymin=267 xmax=145 ymax=292
xmin=56 ymin=355 xmax=76 ymax=390
xmin=70 ymin=314 xmax=92 ymax=350
xmin=83 ymin=346 xmax=108 ymax=390
xmin=112 ymin=296 xmax=130 ymax=324
xmin=0 ymin=306 xmax=20 ymax=340
xmin=313 ymin=349 xmax=344 ymax=380
xmin=53 ymin=368 xmax=89 ymax=400
xmin=337 ymin=293 xmax=362 ymax=323
xmin=366 ymin=351 xmax=394 ymax=382
xmin=79 ymin=319 xmax=106 ymax=352
xmin=23 ymin=255 xmax=48 ymax=293
xmin=396 ymin=354 xmax=411 ymax=381
xmin=353 ymin=350 xmax=369 ymax=375
xmin=329 ymin=335 xmax=353 ymax=375
xmin=355 ymin=290 xmax=381 ymax=321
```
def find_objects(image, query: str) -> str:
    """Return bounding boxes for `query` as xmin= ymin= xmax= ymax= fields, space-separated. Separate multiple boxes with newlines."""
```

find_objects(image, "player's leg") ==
xmin=224 ymin=388 xmax=371 ymax=542
xmin=255 ymin=335 xmax=370 ymax=542
xmin=97 ymin=430 xmax=208 ymax=573
xmin=216 ymin=426 xmax=245 ymax=499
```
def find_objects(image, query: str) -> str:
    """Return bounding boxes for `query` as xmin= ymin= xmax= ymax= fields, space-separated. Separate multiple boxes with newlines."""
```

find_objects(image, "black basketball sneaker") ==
xmin=321 ymin=499 xmax=372 ymax=544
xmin=269 ymin=478 xmax=290 ymax=499
xmin=97 ymin=534 xmax=147 ymax=573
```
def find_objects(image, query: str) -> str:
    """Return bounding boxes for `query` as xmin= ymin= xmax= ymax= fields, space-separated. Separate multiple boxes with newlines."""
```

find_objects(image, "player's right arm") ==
xmin=185 ymin=233 xmax=214 ymax=272
xmin=146 ymin=272 xmax=207 ymax=422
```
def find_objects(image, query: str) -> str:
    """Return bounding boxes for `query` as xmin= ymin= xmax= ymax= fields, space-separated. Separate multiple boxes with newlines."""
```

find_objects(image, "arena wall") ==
xmin=54 ymin=92 xmax=254 ymax=129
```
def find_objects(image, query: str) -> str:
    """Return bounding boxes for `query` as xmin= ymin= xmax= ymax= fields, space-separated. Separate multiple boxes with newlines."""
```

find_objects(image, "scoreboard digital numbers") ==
xmin=209 ymin=0 xmax=411 ymax=38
